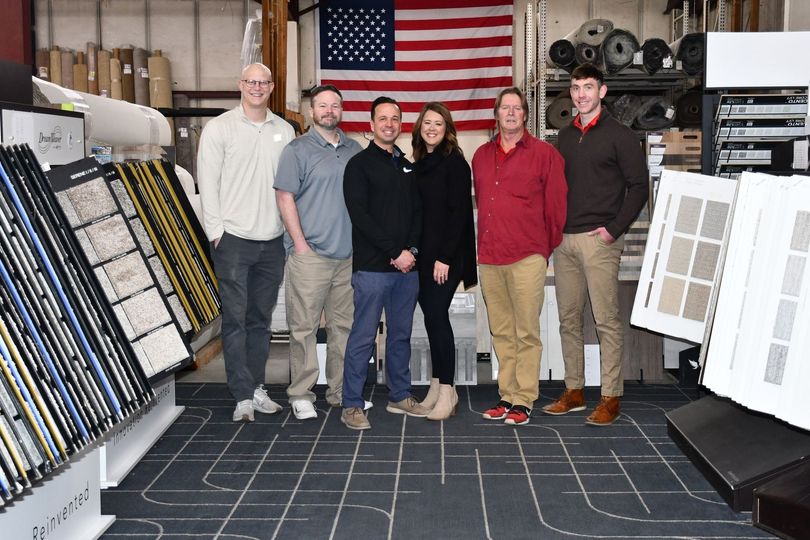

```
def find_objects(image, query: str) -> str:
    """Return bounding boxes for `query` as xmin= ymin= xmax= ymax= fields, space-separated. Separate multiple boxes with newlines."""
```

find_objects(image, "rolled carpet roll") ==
xmin=86 ymin=42 xmax=99 ymax=95
xmin=148 ymin=50 xmax=173 ymax=109
xmin=575 ymin=42 xmax=599 ymax=66
xmin=548 ymin=39 xmax=577 ymax=72
xmin=120 ymin=47 xmax=136 ymax=102
xmin=60 ymin=49 xmax=75 ymax=89
xmin=641 ymin=38 xmax=673 ymax=75
xmin=675 ymin=89 xmax=702 ymax=128
xmin=73 ymin=51 xmax=88 ymax=92
xmin=133 ymin=47 xmax=150 ymax=106
xmin=97 ymin=49 xmax=111 ymax=97
xmin=36 ymin=49 xmax=50 ymax=80
xmin=546 ymin=96 xmax=576 ymax=130
xmin=110 ymin=58 xmax=123 ymax=100
xmin=633 ymin=96 xmax=676 ymax=130
xmin=671 ymin=32 xmax=704 ymax=76
xmin=575 ymin=19 xmax=614 ymax=46
xmin=49 ymin=48 xmax=62 ymax=85
xmin=611 ymin=94 xmax=643 ymax=126
xmin=600 ymin=28 xmax=640 ymax=75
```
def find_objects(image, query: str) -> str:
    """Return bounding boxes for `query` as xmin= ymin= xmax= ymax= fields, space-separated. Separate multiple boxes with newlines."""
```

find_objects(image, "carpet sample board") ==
xmin=0 ymin=144 xmax=152 ymax=506
xmin=49 ymin=157 xmax=193 ymax=380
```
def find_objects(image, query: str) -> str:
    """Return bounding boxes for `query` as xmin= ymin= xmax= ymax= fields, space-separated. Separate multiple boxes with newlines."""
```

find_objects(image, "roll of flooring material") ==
xmin=133 ymin=47 xmax=150 ymax=106
xmin=148 ymin=50 xmax=173 ymax=109
xmin=110 ymin=58 xmax=124 ymax=100
xmin=611 ymin=94 xmax=643 ymax=126
xmin=33 ymin=77 xmax=172 ymax=148
xmin=548 ymin=39 xmax=577 ymax=72
xmin=641 ymin=38 xmax=673 ymax=75
xmin=36 ymin=49 xmax=50 ymax=80
xmin=671 ymin=32 xmax=704 ymax=76
xmin=72 ymin=52 xmax=89 ymax=93
xmin=600 ymin=28 xmax=639 ymax=75
xmin=120 ymin=47 xmax=136 ymax=103
xmin=97 ymin=49 xmax=111 ymax=97
xmin=675 ymin=89 xmax=702 ymax=128
xmin=60 ymin=49 xmax=75 ymax=89
xmin=86 ymin=42 xmax=98 ymax=95
xmin=49 ymin=48 xmax=62 ymax=86
xmin=575 ymin=19 xmax=614 ymax=46
xmin=575 ymin=42 xmax=600 ymax=66
xmin=546 ymin=96 xmax=576 ymax=130
xmin=633 ymin=96 xmax=676 ymax=130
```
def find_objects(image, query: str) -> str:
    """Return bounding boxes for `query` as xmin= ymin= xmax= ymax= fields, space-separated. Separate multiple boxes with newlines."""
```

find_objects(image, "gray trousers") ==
xmin=212 ymin=232 xmax=284 ymax=402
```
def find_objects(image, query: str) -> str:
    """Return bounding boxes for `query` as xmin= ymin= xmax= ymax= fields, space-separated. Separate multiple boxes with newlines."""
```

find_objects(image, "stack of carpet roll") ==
xmin=548 ymin=20 xmax=705 ymax=77
xmin=547 ymin=90 xmax=700 ymax=131
xmin=35 ymin=44 xmax=173 ymax=109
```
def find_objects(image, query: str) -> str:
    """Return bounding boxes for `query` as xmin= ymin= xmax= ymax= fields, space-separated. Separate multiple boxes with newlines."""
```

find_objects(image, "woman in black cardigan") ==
xmin=411 ymin=102 xmax=477 ymax=420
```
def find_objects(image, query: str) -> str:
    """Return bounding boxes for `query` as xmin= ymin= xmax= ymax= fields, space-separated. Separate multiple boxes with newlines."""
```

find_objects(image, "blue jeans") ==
xmin=212 ymin=233 xmax=284 ymax=402
xmin=342 ymin=271 xmax=419 ymax=408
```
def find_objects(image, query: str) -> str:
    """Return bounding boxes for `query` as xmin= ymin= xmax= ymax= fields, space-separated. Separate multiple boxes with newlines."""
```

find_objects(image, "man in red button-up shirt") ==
xmin=472 ymin=87 xmax=568 ymax=426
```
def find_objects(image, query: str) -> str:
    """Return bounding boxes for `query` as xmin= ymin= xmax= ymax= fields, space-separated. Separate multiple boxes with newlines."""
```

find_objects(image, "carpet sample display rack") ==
xmin=0 ymin=144 xmax=152 ymax=505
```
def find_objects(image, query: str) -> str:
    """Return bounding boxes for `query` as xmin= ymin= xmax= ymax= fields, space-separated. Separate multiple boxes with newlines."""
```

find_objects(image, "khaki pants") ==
xmin=479 ymin=254 xmax=547 ymax=408
xmin=284 ymin=251 xmax=353 ymax=405
xmin=554 ymin=233 xmax=624 ymax=396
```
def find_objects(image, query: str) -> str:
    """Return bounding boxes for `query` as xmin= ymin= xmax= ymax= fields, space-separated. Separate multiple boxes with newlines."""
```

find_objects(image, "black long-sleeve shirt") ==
xmin=343 ymin=141 xmax=422 ymax=272
xmin=557 ymin=110 xmax=648 ymax=239
xmin=414 ymin=146 xmax=477 ymax=289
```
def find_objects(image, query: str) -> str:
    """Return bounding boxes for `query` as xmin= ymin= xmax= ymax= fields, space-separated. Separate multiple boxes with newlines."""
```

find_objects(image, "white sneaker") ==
xmin=253 ymin=385 xmax=282 ymax=415
xmin=291 ymin=399 xmax=317 ymax=420
xmin=233 ymin=399 xmax=254 ymax=422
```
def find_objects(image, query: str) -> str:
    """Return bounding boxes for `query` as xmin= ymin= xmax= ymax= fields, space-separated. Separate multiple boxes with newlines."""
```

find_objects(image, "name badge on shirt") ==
xmin=273 ymin=133 xmax=283 ymax=142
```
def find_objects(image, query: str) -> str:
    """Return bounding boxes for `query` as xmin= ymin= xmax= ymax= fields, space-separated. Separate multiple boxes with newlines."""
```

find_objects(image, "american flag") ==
xmin=318 ymin=0 xmax=513 ymax=132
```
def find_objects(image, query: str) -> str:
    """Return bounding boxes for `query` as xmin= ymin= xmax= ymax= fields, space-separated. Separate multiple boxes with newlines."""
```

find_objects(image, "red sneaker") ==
xmin=504 ymin=405 xmax=531 ymax=426
xmin=483 ymin=400 xmax=512 ymax=420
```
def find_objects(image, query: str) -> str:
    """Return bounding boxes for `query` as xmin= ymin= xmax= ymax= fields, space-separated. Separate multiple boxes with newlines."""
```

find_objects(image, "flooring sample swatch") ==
xmin=702 ymin=172 xmax=810 ymax=431
xmin=632 ymin=169 xmax=737 ymax=343
xmin=48 ymin=157 xmax=192 ymax=382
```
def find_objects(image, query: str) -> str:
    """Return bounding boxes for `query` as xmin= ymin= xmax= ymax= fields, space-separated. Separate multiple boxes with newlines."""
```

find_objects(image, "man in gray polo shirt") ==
xmin=275 ymin=84 xmax=362 ymax=420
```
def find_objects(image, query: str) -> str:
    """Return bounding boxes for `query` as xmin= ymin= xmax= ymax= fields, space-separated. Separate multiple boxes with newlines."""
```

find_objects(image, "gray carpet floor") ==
xmin=99 ymin=381 xmax=771 ymax=539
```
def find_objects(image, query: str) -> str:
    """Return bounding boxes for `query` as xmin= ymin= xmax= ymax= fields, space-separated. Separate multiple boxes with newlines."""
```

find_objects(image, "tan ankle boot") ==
xmin=420 ymin=378 xmax=440 ymax=410
xmin=427 ymin=384 xmax=457 ymax=421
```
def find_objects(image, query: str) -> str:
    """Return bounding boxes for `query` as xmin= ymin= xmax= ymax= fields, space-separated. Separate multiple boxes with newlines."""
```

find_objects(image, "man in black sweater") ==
xmin=543 ymin=63 xmax=648 ymax=426
xmin=340 ymin=96 xmax=426 ymax=430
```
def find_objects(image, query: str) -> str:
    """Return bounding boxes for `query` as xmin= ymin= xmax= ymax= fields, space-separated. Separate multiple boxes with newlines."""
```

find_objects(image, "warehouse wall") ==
xmin=32 ymin=0 xmax=798 ymax=155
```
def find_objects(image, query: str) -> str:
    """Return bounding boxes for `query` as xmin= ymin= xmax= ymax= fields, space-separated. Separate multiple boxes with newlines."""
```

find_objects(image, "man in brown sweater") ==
xmin=543 ymin=63 xmax=648 ymax=426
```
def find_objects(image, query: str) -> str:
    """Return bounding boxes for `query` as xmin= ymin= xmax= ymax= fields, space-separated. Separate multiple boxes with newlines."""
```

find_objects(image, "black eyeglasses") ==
xmin=241 ymin=79 xmax=273 ymax=88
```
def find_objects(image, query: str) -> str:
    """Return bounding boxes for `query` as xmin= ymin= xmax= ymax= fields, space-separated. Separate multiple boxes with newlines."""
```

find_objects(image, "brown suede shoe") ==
xmin=541 ymin=388 xmax=586 ymax=415
xmin=585 ymin=396 xmax=621 ymax=426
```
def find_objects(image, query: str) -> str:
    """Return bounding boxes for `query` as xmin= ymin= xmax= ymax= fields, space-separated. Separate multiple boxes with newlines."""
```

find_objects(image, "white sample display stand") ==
xmin=99 ymin=375 xmax=184 ymax=487
xmin=5 ymin=445 xmax=114 ymax=540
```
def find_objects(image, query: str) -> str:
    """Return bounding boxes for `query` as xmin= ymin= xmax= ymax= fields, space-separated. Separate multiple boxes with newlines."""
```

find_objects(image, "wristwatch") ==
xmin=408 ymin=246 xmax=418 ymax=257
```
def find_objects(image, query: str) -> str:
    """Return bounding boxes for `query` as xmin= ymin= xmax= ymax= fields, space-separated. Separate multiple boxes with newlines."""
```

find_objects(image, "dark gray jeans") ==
xmin=212 ymin=232 xmax=284 ymax=402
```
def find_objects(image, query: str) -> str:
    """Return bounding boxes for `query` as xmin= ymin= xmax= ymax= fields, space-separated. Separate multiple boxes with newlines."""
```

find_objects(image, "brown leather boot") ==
xmin=541 ymin=388 xmax=586 ymax=415
xmin=585 ymin=396 xmax=621 ymax=426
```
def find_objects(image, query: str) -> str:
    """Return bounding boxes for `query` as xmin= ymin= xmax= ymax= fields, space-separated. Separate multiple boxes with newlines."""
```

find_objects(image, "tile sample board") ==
xmin=631 ymin=169 xmax=737 ymax=343
xmin=48 ymin=157 xmax=192 ymax=380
